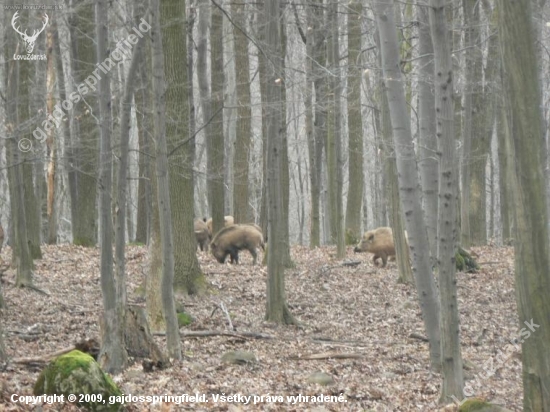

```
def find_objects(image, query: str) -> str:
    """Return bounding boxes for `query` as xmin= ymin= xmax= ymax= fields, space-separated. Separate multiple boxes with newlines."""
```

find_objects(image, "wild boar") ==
xmin=210 ymin=224 xmax=264 ymax=265
xmin=353 ymin=226 xmax=395 ymax=267
xmin=241 ymin=223 xmax=265 ymax=242
xmin=194 ymin=219 xmax=209 ymax=251
xmin=206 ymin=215 xmax=235 ymax=239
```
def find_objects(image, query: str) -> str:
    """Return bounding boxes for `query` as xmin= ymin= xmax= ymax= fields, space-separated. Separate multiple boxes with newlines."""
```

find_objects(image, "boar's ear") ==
xmin=368 ymin=234 xmax=375 ymax=241
xmin=203 ymin=217 xmax=207 ymax=222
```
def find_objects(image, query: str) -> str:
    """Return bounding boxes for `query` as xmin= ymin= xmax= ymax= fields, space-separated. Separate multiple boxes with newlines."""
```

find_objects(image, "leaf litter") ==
xmin=0 ymin=244 xmax=521 ymax=411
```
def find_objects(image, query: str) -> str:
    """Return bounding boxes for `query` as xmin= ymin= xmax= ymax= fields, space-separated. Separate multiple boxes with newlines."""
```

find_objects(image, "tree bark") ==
xmin=326 ymin=0 xmax=345 ymax=257
xmin=373 ymin=0 xmax=441 ymax=371
xmin=95 ymin=0 xmax=127 ymax=373
xmin=150 ymin=0 xmax=182 ymax=360
xmin=4 ymin=10 xmax=33 ymax=287
xmin=161 ymin=0 xmax=203 ymax=294
xmin=498 ymin=1 xmax=550 ymax=409
xmin=417 ymin=3 xmax=438 ymax=260
xmin=430 ymin=0 xmax=464 ymax=402
xmin=67 ymin=1 xmax=98 ymax=247
xmin=209 ymin=1 xmax=226 ymax=236
xmin=264 ymin=0 xmax=297 ymax=324
xmin=231 ymin=0 xmax=252 ymax=224
xmin=344 ymin=0 xmax=364 ymax=246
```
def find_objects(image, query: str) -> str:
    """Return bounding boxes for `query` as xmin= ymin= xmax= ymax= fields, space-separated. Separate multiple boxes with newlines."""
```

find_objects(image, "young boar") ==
xmin=210 ymin=224 xmax=264 ymax=265
xmin=194 ymin=219 xmax=210 ymax=251
xmin=353 ymin=226 xmax=395 ymax=267
xmin=206 ymin=215 xmax=235 ymax=239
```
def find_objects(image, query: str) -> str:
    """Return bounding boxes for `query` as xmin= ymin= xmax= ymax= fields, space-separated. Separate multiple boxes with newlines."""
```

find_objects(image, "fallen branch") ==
xmin=178 ymin=330 xmax=274 ymax=340
xmin=409 ymin=332 xmax=429 ymax=342
xmin=289 ymin=351 xmax=364 ymax=360
xmin=11 ymin=346 xmax=76 ymax=365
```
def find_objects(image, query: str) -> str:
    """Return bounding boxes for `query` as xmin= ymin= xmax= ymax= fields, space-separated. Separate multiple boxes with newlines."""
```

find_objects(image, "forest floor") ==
xmin=1 ymin=243 xmax=522 ymax=411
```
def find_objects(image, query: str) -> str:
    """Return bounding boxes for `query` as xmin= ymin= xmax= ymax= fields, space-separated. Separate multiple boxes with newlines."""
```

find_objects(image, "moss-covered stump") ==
xmin=458 ymin=398 xmax=513 ymax=412
xmin=34 ymin=350 xmax=123 ymax=411
xmin=456 ymin=247 xmax=479 ymax=273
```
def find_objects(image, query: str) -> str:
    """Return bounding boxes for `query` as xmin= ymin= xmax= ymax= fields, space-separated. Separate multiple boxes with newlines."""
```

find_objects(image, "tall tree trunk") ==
xmin=95 ymin=0 xmax=127 ymax=373
xmin=209 ymin=1 xmax=226 ymax=235
xmin=498 ymin=1 xmax=550 ymax=409
xmin=46 ymin=24 xmax=58 ymax=245
xmin=232 ymin=0 xmax=252 ymax=224
xmin=279 ymin=10 xmax=294 ymax=267
xmin=197 ymin=0 xmax=211 ymax=216
xmin=326 ymin=0 xmax=345 ymax=257
xmin=134 ymin=42 xmax=152 ymax=245
xmin=21 ymin=30 xmax=42 ymax=259
xmin=264 ymin=0 xmax=297 ymax=325
xmin=430 ymin=0 xmax=464 ymax=401
xmin=311 ymin=0 xmax=327 ymax=247
xmin=4 ymin=11 xmax=33 ymax=287
xmin=68 ymin=1 xmax=98 ymax=246
xmin=344 ymin=0 xmax=364 ymax=246
xmin=161 ymin=0 xmax=203 ymax=294
xmin=380 ymin=84 xmax=413 ymax=285
xmin=373 ymin=0 xmax=441 ymax=372
xmin=497 ymin=93 xmax=512 ymax=241
xmin=417 ymin=3 xmax=437 ymax=260
xmin=150 ymin=0 xmax=181 ymax=360
xmin=304 ymin=0 xmax=317 ymax=247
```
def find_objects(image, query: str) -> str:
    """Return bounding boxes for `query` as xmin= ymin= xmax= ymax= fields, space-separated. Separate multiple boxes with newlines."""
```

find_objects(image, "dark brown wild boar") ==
xmin=353 ymin=226 xmax=395 ymax=267
xmin=210 ymin=224 xmax=264 ymax=265
xmin=206 ymin=215 xmax=235 ymax=239
xmin=194 ymin=219 xmax=209 ymax=251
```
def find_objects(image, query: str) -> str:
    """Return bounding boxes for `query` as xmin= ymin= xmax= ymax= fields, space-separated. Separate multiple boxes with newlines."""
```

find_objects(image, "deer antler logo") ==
xmin=12 ymin=11 xmax=49 ymax=54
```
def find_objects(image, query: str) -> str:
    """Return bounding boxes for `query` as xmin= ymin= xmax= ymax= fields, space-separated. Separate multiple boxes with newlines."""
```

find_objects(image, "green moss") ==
xmin=455 ymin=246 xmax=480 ymax=273
xmin=34 ymin=350 xmax=123 ymax=411
xmin=458 ymin=398 xmax=491 ymax=412
xmin=177 ymin=312 xmax=193 ymax=327
xmin=455 ymin=252 xmax=465 ymax=271
xmin=73 ymin=238 xmax=96 ymax=247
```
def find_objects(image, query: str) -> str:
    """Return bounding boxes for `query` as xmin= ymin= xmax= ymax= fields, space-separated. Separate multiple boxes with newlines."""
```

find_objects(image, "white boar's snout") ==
xmin=353 ymin=226 xmax=395 ymax=267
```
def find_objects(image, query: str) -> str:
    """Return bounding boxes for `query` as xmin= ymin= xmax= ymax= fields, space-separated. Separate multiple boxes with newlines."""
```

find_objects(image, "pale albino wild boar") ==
xmin=206 ymin=215 xmax=235 ymax=239
xmin=210 ymin=224 xmax=264 ymax=265
xmin=353 ymin=226 xmax=395 ymax=267
xmin=194 ymin=219 xmax=210 ymax=251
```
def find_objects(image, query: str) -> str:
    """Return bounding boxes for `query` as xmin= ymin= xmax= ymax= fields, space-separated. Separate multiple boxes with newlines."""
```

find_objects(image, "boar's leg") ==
xmin=380 ymin=252 xmax=388 ymax=267
xmin=229 ymin=249 xmax=239 ymax=264
xmin=248 ymin=247 xmax=258 ymax=265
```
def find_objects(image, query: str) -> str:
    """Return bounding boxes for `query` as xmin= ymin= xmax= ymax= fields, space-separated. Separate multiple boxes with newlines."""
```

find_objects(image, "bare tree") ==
xmin=344 ymin=0 xmax=364 ymax=246
xmin=66 ymin=0 xmax=98 ymax=246
xmin=209 ymin=1 xmax=226 ymax=235
xmin=498 ymin=0 xmax=550 ymax=409
xmin=326 ymin=0 xmax=345 ymax=257
xmin=264 ymin=0 xmax=297 ymax=324
xmin=417 ymin=3 xmax=437 ymax=259
xmin=161 ymin=0 xmax=203 ymax=294
xmin=150 ymin=0 xmax=181 ymax=360
xmin=5 ymin=7 xmax=33 ymax=287
xmin=430 ymin=0 xmax=464 ymax=402
xmin=232 ymin=0 xmax=253 ymax=224
xmin=373 ymin=0 xmax=441 ymax=371
xmin=96 ymin=0 xmax=127 ymax=373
